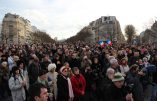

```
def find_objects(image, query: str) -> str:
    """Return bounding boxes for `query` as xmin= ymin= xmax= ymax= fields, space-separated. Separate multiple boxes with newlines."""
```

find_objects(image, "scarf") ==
xmin=67 ymin=77 xmax=74 ymax=100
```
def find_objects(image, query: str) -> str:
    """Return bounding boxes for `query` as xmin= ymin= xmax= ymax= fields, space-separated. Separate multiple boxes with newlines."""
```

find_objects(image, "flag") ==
xmin=98 ymin=40 xmax=105 ymax=47
xmin=106 ymin=39 xmax=112 ymax=46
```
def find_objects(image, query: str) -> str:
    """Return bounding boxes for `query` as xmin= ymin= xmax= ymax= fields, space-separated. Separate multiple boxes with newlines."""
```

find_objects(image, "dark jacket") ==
xmin=27 ymin=62 xmax=40 ymax=85
xmin=104 ymin=83 xmax=127 ymax=101
xmin=126 ymin=72 xmax=144 ymax=101
xmin=57 ymin=74 xmax=69 ymax=101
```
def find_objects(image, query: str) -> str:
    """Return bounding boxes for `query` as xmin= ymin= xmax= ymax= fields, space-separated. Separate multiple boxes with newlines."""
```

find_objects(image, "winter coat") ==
xmin=70 ymin=74 xmax=86 ymax=97
xmin=126 ymin=72 xmax=144 ymax=101
xmin=27 ymin=62 xmax=40 ymax=85
xmin=9 ymin=76 xmax=26 ymax=101
xmin=47 ymin=72 xmax=58 ymax=100
xmin=104 ymin=83 xmax=127 ymax=101
xmin=57 ymin=74 xmax=69 ymax=101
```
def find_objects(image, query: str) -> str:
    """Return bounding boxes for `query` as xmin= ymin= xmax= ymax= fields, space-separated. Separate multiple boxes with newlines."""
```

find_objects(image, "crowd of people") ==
xmin=0 ymin=41 xmax=157 ymax=101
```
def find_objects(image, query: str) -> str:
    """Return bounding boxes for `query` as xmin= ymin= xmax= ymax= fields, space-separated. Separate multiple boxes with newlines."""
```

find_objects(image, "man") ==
xmin=28 ymin=83 xmax=48 ymax=101
xmin=104 ymin=72 xmax=133 ymax=101
xmin=126 ymin=64 xmax=144 ymax=101
xmin=27 ymin=54 xmax=40 ymax=85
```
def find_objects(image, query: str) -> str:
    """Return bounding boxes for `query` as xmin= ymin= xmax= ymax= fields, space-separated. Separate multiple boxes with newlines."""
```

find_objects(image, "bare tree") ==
xmin=125 ymin=25 xmax=136 ymax=44
xmin=30 ymin=31 xmax=55 ymax=43
xmin=66 ymin=27 xmax=92 ymax=42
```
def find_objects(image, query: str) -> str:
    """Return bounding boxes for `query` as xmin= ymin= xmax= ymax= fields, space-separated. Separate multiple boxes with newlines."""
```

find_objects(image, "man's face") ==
xmin=35 ymin=88 xmax=48 ymax=101
xmin=114 ymin=80 xmax=124 ymax=88
xmin=72 ymin=53 xmax=76 ymax=59
xmin=40 ymin=74 xmax=47 ymax=80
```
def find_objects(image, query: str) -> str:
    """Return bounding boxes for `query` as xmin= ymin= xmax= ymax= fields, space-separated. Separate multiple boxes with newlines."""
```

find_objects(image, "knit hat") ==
xmin=60 ymin=66 xmax=67 ymax=74
xmin=112 ymin=72 xmax=124 ymax=82
xmin=48 ymin=63 xmax=56 ymax=72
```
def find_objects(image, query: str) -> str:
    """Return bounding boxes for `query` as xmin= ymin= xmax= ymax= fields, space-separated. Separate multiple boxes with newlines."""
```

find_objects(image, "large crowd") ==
xmin=0 ymin=42 xmax=157 ymax=101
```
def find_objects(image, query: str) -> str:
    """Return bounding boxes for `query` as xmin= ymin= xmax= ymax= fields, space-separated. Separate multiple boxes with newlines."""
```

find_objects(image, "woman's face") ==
xmin=74 ymin=69 xmax=79 ymax=75
xmin=62 ymin=69 xmax=68 ymax=76
xmin=15 ymin=69 xmax=20 ymax=75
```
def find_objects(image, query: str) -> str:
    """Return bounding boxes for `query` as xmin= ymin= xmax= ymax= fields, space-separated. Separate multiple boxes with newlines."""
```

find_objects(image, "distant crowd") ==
xmin=0 ymin=42 xmax=157 ymax=101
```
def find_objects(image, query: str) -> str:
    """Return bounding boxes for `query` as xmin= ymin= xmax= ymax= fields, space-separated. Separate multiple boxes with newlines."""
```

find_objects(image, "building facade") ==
xmin=89 ymin=16 xmax=125 ymax=43
xmin=140 ymin=21 xmax=157 ymax=44
xmin=1 ymin=13 xmax=32 ymax=44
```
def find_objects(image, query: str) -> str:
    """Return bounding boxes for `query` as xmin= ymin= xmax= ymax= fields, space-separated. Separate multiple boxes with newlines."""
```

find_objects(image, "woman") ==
xmin=47 ymin=63 xmax=58 ymax=101
xmin=9 ymin=66 xmax=26 ymax=101
xmin=119 ymin=58 xmax=129 ymax=76
xmin=57 ymin=66 xmax=74 ymax=101
xmin=71 ymin=67 xmax=86 ymax=101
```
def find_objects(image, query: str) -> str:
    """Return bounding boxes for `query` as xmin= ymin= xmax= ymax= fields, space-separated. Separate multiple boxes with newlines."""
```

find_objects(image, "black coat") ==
xmin=57 ymin=74 xmax=69 ymax=101
xmin=126 ymin=72 xmax=144 ymax=101
xmin=27 ymin=62 xmax=40 ymax=85
xmin=104 ymin=83 xmax=127 ymax=101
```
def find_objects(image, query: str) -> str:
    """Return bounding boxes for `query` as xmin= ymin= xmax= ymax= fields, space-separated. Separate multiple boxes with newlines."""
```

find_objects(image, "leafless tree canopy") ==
xmin=30 ymin=31 xmax=55 ymax=43
xmin=125 ymin=24 xmax=136 ymax=44
xmin=66 ymin=27 xmax=92 ymax=42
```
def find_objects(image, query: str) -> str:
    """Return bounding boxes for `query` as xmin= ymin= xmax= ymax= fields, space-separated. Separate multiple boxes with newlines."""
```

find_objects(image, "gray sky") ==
xmin=0 ymin=0 xmax=157 ymax=40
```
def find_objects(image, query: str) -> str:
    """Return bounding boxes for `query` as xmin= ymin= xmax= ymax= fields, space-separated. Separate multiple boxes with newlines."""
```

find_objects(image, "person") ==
xmin=103 ymin=68 xmax=115 ymax=90
xmin=119 ymin=58 xmax=129 ymax=76
xmin=9 ymin=66 xmax=26 ymax=101
xmin=126 ymin=64 xmax=144 ymax=101
xmin=27 ymin=54 xmax=40 ymax=85
xmin=109 ymin=58 xmax=121 ymax=73
xmin=57 ymin=66 xmax=74 ymax=101
xmin=16 ymin=60 xmax=29 ymax=99
xmin=104 ymin=72 xmax=133 ymax=101
xmin=28 ymin=83 xmax=48 ymax=101
xmin=0 ymin=61 xmax=10 ymax=98
xmin=47 ymin=63 xmax=58 ymax=101
xmin=71 ymin=67 xmax=86 ymax=101
xmin=36 ymin=69 xmax=50 ymax=93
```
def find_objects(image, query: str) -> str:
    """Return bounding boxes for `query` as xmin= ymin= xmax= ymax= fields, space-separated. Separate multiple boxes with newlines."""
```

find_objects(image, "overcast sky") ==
xmin=0 ymin=0 xmax=157 ymax=40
